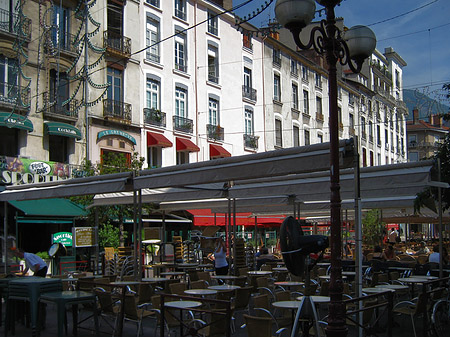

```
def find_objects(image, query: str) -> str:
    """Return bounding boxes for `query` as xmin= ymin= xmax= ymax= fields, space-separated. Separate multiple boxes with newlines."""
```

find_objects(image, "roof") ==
xmin=9 ymin=198 xmax=87 ymax=217
xmin=407 ymin=120 xmax=449 ymax=132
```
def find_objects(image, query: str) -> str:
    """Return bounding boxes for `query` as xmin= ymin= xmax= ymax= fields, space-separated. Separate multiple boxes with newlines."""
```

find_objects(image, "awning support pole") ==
xmin=354 ymin=136 xmax=363 ymax=337
xmin=438 ymin=158 xmax=443 ymax=278
xmin=232 ymin=198 xmax=237 ymax=275
xmin=3 ymin=202 xmax=7 ymax=274
xmin=138 ymin=189 xmax=143 ymax=281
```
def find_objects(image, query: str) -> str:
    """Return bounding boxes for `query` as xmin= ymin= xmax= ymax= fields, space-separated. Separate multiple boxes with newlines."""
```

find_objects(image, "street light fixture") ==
xmin=275 ymin=1 xmax=376 ymax=336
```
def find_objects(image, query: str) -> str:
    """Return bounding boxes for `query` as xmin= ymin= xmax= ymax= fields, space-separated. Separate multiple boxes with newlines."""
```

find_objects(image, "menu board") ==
xmin=73 ymin=227 xmax=96 ymax=247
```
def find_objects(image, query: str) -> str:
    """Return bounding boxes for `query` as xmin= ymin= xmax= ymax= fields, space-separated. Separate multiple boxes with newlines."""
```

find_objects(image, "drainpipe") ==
xmin=261 ymin=36 xmax=267 ymax=151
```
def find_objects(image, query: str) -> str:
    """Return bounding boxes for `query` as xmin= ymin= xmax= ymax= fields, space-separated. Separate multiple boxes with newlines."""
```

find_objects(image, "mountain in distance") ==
xmin=403 ymin=88 xmax=449 ymax=121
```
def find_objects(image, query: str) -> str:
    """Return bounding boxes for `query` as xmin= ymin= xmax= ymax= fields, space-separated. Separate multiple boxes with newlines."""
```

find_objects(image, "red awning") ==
xmin=176 ymin=137 xmax=200 ymax=152
xmin=187 ymin=209 xmax=286 ymax=227
xmin=147 ymin=132 xmax=173 ymax=147
xmin=209 ymin=144 xmax=231 ymax=158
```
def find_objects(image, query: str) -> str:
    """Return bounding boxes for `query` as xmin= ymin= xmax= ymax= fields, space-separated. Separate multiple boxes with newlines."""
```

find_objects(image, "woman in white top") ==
xmin=213 ymin=237 xmax=228 ymax=276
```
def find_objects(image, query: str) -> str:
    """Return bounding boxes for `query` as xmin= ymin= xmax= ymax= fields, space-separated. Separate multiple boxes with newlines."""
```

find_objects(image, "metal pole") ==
xmin=354 ymin=136 xmax=363 ymax=337
xmin=132 ymin=180 xmax=138 ymax=280
xmin=232 ymin=198 xmax=237 ymax=275
xmin=3 ymin=202 xmax=8 ymax=274
xmin=138 ymin=189 xmax=143 ymax=281
xmin=227 ymin=199 xmax=231 ymax=271
xmin=438 ymin=158 xmax=443 ymax=278
xmin=95 ymin=208 xmax=99 ymax=275
xmin=84 ymin=0 xmax=89 ymax=160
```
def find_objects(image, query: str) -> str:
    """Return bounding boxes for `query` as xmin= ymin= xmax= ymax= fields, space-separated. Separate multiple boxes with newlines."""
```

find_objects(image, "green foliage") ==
xmin=362 ymin=209 xmax=385 ymax=247
xmin=36 ymin=251 xmax=50 ymax=260
xmin=98 ymin=222 xmax=124 ymax=249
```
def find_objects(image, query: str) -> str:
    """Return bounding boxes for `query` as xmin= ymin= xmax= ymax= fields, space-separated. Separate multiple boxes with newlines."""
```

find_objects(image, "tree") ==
xmin=362 ymin=209 xmax=385 ymax=247
xmin=71 ymin=152 xmax=147 ymax=248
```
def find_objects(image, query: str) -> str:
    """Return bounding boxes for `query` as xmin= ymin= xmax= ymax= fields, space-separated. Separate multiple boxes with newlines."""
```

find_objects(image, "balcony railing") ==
xmin=316 ymin=112 xmax=324 ymax=122
xmin=42 ymin=92 xmax=78 ymax=118
xmin=242 ymin=85 xmax=257 ymax=101
xmin=244 ymin=134 xmax=259 ymax=149
xmin=173 ymin=115 xmax=193 ymax=133
xmin=207 ymin=124 xmax=224 ymax=141
xmin=45 ymin=28 xmax=77 ymax=55
xmin=103 ymin=99 xmax=132 ymax=123
xmin=144 ymin=108 xmax=166 ymax=127
xmin=0 ymin=8 xmax=31 ymax=40
xmin=103 ymin=30 xmax=131 ymax=57
xmin=146 ymin=51 xmax=160 ymax=63
xmin=175 ymin=9 xmax=186 ymax=21
xmin=0 ymin=81 xmax=30 ymax=108
xmin=273 ymin=55 xmax=281 ymax=67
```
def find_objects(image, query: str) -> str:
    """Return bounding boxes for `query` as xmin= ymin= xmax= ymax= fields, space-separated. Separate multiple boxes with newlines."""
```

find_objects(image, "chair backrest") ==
xmin=252 ymin=294 xmax=269 ymax=311
xmin=208 ymin=309 xmax=231 ymax=337
xmin=94 ymin=277 xmax=111 ymax=285
xmin=124 ymin=294 xmax=139 ymax=320
xmin=169 ymin=282 xmax=187 ymax=295
xmin=260 ymin=264 xmax=272 ymax=272
xmin=137 ymin=283 xmax=154 ymax=305
xmin=275 ymin=290 xmax=290 ymax=302
xmin=188 ymin=270 xmax=199 ymax=282
xmin=256 ymin=277 xmax=269 ymax=288
xmin=238 ymin=267 xmax=249 ymax=276
xmin=417 ymin=255 xmax=429 ymax=265
xmin=389 ymin=271 xmax=400 ymax=281
xmin=234 ymin=286 xmax=253 ymax=310
xmin=122 ymin=275 xmax=135 ymax=282
xmin=233 ymin=276 xmax=248 ymax=287
xmin=190 ymin=280 xmax=206 ymax=289
xmin=414 ymin=293 xmax=429 ymax=315
xmin=275 ymin=271 xmax=288 ymax=282
xmin=243 ymin=314 xmax=272 ymax=337
xmin=197 ymin=271 xmax=212 ymax=284
xmin=377 ymin=273 xmax=389 ymax=284
xmin=95 ymin=288 xmax=117 ymax=315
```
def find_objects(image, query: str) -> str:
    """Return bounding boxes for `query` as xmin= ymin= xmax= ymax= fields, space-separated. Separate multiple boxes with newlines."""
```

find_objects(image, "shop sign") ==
xmin=97 ymin=129 xmax=137 ymax=145
xmin=52 ymin=232 xmax=73 ymax=246
xmin=73 ymin=227 xmax=96 ymax=247
xmin=0 ymin=156 xmax=89 ymax=185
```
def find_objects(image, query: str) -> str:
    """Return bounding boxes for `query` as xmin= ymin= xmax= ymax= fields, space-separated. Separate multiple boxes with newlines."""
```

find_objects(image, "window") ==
xmin=147 ymin=0 xmax=160 ymax=7
xmin=49 ymin=69 xmax=69 ymax=112
xmin=318 ymin=133 xmax=323 ymax=143
xmin=377 ymin=125 xmax=381 ymax=145
xmin=337 ymin=87 xmax=342 ymax=100
xmin=409 ymin=152 xmax=419 ymax=162
xmin=362 ymin=148 xmax=367 ymax=167
xmin=49 ymin=135 xmax=69 ymax=163
xmin=302 ymin=66 xmax=308 ymax=82
xmin=146 ymin=78 xmax=160 ymax=109
xmin=243 ymin=35 xmax=252 ymax=50
xmin=208 ymin=44 xmax=219 ymax=83
xmin=174 ymin=0 xmax=186 ymax=20
xmin=303 ymin=90 xmax=309 ymax=114
xmin=349 ymin=113 xmax=354 ymax=130
xmin=177 ymin=152 xmax=189 ymax=165
xmin=208 ymin=98 xmax=219 ymax=126
xmin=175 ymin=87 xmax=186 ymax=117
xmin=293 ymin=125 xmax=300 ymax=147
xmin=316 ymin=96 xmax=322 ymax=115
xmin=273 ymin=49 xmax=281 ymax=66
xmin=304 ymin=129 xmax=310 ymax=145
xmin=52 ymin=5 xmax=70 ymax=50
xmin=385 ymin=129 xmax=389 ymax=146
xmin=368 ymin=121 xmax=373 ymax=142
xmin=273 ymin=74 xmax=281 ymax=102
xmin=107 ymin=67 xmax=123 ymax=102
xmin=275 ymin=119 xmax=282 ymax=147
xmin=349 ymin=93 xmax=355 ymax=106
xmin=292 ymin=83 xmax=298 ymax=110
xmin=207 ymin=11 xmax=218 ymax=35
xmin=244 ymin=67 xmax=252 ymax=89
xmin=408 ymin=135 xmax=417 ymax=146
xmin=290 ymin=59 xmax=298 ymax=76
xmin=0 ymin=55 xmax=18 ymax=101
xmin=146 ymin=17 xmax=160 ymax=63
xmin=338 ymin=107 xmax=342 ymax=126
xmin=245 ymin=108 xmax=253 ymax=135
xmin=370 ymin=151 xmax=374 ymax=166
xmin=174 ymin=28 xmax=187 ymax=72
xmin=0 ymin=127 xmax=18 ymax=157
xmin=315 ymin=73 xmax=322 ymax=88
xmin=148 ymin=146 xmax=162 ymax=168
xmin=361 ymin=116 xmax=366 ymax=139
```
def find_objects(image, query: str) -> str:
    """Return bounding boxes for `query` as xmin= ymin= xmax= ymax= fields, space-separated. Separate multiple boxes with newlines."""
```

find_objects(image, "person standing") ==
xmin=12 ymin=248 xmax=48 ymax=277
xmin=213 ymin=237 xmax=228 ymax=276
xmin=388 ymin=228 xmax=398 ymax=244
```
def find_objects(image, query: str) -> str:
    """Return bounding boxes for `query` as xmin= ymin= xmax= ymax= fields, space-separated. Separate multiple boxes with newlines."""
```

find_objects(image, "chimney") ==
xmin=413 ymin=108 xmax=419 ymax=124
xmin=429 ymin=114 xmax=442 ymax=127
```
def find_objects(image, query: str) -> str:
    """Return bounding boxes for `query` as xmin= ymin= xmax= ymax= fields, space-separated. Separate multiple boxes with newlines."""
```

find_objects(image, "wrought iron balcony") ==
xmin=0 ymin=8 xmax=31 ymax=40
xmin=316 ymin=112 xmax=324 ymax=122
xmin=273 ymin=55 xmax=281 ymax=67
xmin=243 ymin=134 xmax=258 ymax=149
xmin=103 ymin=30 xmax=131 ymax=58
xmin=173 ymin=115 xmax=193 ymax=133
xmin=144 ymin=108 xmax=166 ymax=127
xmin=207 ymin=124 xmax=224 ymax=141
xmin=242 ymin=85 xmax=257 ymax=101
xmin=42 ymin=92 xmax=78 ymax=118
xmin=146 ymin=51 xmax=160 ymax=63
xmin=0 ymin=81 xmax=30 ymax=108
xmin=44 ymin=28 xmax=77 ymax=55
xmin=103 ymin=98 xmax=132 ymax=123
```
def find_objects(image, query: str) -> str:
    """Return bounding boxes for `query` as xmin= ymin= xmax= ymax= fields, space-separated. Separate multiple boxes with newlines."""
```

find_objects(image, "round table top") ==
xmin=272 ymin=300 xmax=302 ymax=309
xmin=318 ymin=275 xmax=347 ymax=280
xmin=397 ymin=277 xmax=427 ymax=284
xmin=142 ymin=277 xmax=170 ymax=282
xmin=342 ymin=271 xmax=356 ymax=276
xmin=160 ymin=272 xmax=185 ymax=276
xmin=165 ymin=300 xmax=202 ymax=309
xmin=211 ymin=275 xmax=238 ymax=280
xmin=142 ymin=239 xmax=161 ymax=244
xmin=248 ymin=271 xmax=272 ymax=275
xmin=316 ymin=263 xmax=331 ymax=266
xmin=273 ymin=267 xmax=288 ymax=272
xmin=375 ymin=284 xmax=409 ymax=290
xmin=274 ymin=281 xmax=304 ymax=286
xmin=110 ymin=281 xmax=140 ymax=286
xmin=176 ymin=263 xmax=199 ymax=268
xmin=208 ymin=285 xmax=240 ymax=291
xmin=362 ymin=287 xmax=394 ymax=293
xmin=184 ymin=289 xmax=217 ymax=296
xmin=296 ymin=295 xmax=331 ymax=303
xmin=411 ymin=275 xmax=438 ymax=280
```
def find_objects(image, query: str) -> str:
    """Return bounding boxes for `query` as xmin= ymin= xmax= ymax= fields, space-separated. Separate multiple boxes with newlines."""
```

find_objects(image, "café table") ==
xmin=274 ymin=281 xmax=304 ymax=291
xmin=316 ymin=263 xmax=331 ymax=267
xmin=318 ymin=275 xmax=347 ymax=281
xmin=160 ymin=271 xmax=186 ymax=279
xmin=142 ymin=277 xmax=170 ymax=283
xmin=248 ymin=271 xmax=272 ymax=276
xmin=211 ymin=275 xmax=238 ymax=284
xmin=375 ymin=284 xmax=409 ymax=291
xmin=397 ymin=277 xmax=430 ymax=297
xmin=164 ymin=300 xmax=203 ymax=336
xmin=296 ymin=295 xmax=330 ymax=303
xmin=362 ymin=287 xmax=394 ymax=294
xmin=184 ymin=289 xmax=217 ymax=297
xmin=39 ymin=290 xmax=99 ymax=337
xmin=273 ymin=267 xmax=288 ymax=272
xmin=6 ymin=277 xmax=62 ymax=337
xmin=208 ymin=284 xmax=240 ymax=291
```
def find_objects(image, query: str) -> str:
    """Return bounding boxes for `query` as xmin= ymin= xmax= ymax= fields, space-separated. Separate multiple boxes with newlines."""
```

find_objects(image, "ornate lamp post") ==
xmin=275 ymin=1 xmax=376 ymax=336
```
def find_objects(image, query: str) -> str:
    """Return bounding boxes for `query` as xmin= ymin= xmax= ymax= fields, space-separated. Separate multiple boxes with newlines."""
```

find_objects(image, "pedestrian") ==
xmin=388 ymin=228 xmax=398 ymax=244
xmin=11 ymin=247 xmax=48 ymax=277
xmin=212 ymin=237 xmax=228 ymax=276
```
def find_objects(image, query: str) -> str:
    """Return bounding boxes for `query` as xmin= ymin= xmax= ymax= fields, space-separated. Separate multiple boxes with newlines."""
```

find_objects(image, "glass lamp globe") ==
xmin=275 ymin=0 xmax=316 ymax=30
xmin=344 ymin=25 xmax=377 ymax=61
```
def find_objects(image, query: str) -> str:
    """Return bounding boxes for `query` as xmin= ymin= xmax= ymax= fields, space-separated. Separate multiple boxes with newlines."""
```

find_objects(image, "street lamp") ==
xmin=275 ymin=1 xmax=376 ymax=337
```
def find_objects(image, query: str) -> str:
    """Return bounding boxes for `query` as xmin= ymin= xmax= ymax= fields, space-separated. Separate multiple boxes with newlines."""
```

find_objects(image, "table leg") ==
xmin=72 ymin=304 xmax=78 ymax=336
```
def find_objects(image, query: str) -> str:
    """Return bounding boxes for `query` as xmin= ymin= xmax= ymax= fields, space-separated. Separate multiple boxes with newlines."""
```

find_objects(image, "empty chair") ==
xmin=393 ymin=292 xmax=428 ymax=337
xmin=242 ymin=314 xmax=288 ymax=337
xmin=197 ymin=271 xmax=213 ymax=286
xmin=137 ymin=283 xmax=154 ymax=305
xmin=238 ymin=267 xmax=249 ymax=276
xmin=190 ymin=280 xmax=207 ymax=289
xmin=169 ymin=282 xmax=187 ymax=295
xmin=233 ymin=276 xmax=248 ymax=287
xmin=95 ymin=287 xmax=120 ymax=333
xmin=233 ymin=286 xmax=253 ymax=325
xmin=123 ymin=293 xmax=155 ymax=336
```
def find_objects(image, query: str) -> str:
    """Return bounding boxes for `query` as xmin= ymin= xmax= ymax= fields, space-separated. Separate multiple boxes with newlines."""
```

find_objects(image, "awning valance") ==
xmin=148 ymin=132 xmax=173 ymax=147
xmin=176 ymin=137 xmax=200 ymax=152
xmin=210 ymin=144 xmax=231 ymax=158
xmin=9 ymin=198 xmax=87 ymax=217
xmin=0 ymin=112 xmax=33 ymax=132
xmin=45 ymin=122 xmax=82 ymax=140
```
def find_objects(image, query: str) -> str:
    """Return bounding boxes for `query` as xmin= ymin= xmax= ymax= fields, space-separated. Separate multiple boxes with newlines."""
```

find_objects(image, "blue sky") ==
xmin=233 ymin=0 xmax=450 ymax=99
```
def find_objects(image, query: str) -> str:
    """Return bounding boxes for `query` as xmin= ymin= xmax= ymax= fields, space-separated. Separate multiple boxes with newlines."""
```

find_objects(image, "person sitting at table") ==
xmin=428 ymin=245 xmax=449 ymax=265
xmin=382 ymin=244 xmax=397 ymax=261
xmin=415 ymin=241 xmax=430 ymax=255
xmin=256 ymin=247 xmax=275 ymax=269
xmin=372 ymin=245 xmax=383 ymax=260
xmin=11 ymin=247 xmax=48 ymax=277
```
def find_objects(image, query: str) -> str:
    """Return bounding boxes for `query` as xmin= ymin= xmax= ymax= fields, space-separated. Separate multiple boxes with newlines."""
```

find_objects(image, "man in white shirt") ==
xmin=388 ymin=228 xmax=398 ymax=244
xmin=12 ymin=248 xmax=48 ymax=277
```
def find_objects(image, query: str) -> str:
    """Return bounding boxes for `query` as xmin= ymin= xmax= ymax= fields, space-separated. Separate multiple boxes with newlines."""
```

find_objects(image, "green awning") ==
xmin=45 ymin=122 xmax=82 ymax=140
xmin=0 ymin=112 xmax=33 ymax=132
xmin=9 ymin=198 xmax=87 ymax=217
xmin=16 ymin=219 xmax=74 ymax=224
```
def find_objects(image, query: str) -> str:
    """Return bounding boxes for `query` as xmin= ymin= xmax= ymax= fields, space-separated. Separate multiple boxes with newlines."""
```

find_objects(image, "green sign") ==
xmin=52 ymin=232 xmax=73 ymax=246
xmin=97 ymin=129 xmax=137 ymax=145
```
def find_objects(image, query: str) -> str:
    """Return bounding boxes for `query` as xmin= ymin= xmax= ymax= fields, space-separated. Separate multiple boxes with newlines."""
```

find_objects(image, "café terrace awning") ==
xmin=44 ymin=122 xmax=82 ymax=140
xmin=9 ymin=198 xmax=87 ymax=217
xmin=0 ymin=112 xmax=33 ymax=132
